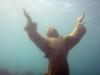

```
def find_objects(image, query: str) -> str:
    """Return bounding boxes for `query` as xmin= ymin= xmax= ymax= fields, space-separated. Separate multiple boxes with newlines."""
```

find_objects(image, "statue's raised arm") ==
xmin=64 ymin=12 xmax=87 ymax=50
xmin=24 ymin=9 xmax=46 ymax=51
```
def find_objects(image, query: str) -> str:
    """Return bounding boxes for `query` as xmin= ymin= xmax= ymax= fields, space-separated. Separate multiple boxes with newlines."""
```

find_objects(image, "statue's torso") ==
xmin=45 ymin=37 xmax=69 ymax=75
xmin=45 ymin=37 xmax=68 ymax=57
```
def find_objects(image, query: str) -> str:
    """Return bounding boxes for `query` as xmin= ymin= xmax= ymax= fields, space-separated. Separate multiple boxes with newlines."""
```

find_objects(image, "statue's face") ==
xmin=46 ymin=26 xmax=59 ymax=38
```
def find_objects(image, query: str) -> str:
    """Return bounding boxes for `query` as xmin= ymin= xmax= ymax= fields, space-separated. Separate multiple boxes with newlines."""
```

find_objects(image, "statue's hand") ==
xmin=77 ymin=11 xmax=84 ymax=23
xmin=23 ymin=9 xmax=37 ymax=31
xmin=23 ymin=8 xmax=32 ymax=21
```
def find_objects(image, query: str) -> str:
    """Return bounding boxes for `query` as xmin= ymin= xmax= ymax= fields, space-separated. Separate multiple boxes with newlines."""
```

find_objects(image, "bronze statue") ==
xmin=23 ymin=9 xmax=86 ymax=75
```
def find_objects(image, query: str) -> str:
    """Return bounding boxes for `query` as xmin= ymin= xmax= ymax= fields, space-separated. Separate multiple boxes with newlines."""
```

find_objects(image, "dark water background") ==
xmin=0 ymin=0 xmax=100 ymax=75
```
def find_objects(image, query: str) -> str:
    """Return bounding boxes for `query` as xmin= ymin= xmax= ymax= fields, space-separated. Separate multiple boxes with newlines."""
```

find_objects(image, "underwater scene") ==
xmin=0 ymin=0 xmax=100 ymax=75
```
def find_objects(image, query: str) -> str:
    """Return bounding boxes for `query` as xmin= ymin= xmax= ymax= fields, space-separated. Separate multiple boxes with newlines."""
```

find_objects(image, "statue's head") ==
xmin=46 ymin=26 xmax=59 ymax=38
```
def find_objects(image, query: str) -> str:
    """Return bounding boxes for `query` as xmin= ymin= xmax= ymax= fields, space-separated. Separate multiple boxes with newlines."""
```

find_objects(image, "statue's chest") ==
xmin=47 ymin=38 xmax=66 ymax=55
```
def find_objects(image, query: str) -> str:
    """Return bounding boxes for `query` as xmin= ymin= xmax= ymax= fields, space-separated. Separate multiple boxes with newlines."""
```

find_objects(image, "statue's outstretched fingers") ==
xmin=80 ymin=11 xmax=84 ymax=22
xmin=23 ymin=8 xmax=28 ymax=18
xmin=23 ymin=8 xmax=31 ymax=20
xmin=78 ymin=11 xmax=85 ymax=23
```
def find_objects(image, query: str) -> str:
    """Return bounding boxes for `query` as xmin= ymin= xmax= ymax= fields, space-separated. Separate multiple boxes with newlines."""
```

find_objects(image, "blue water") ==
xmin=0 ymin=0 xmax=100 ymax=75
